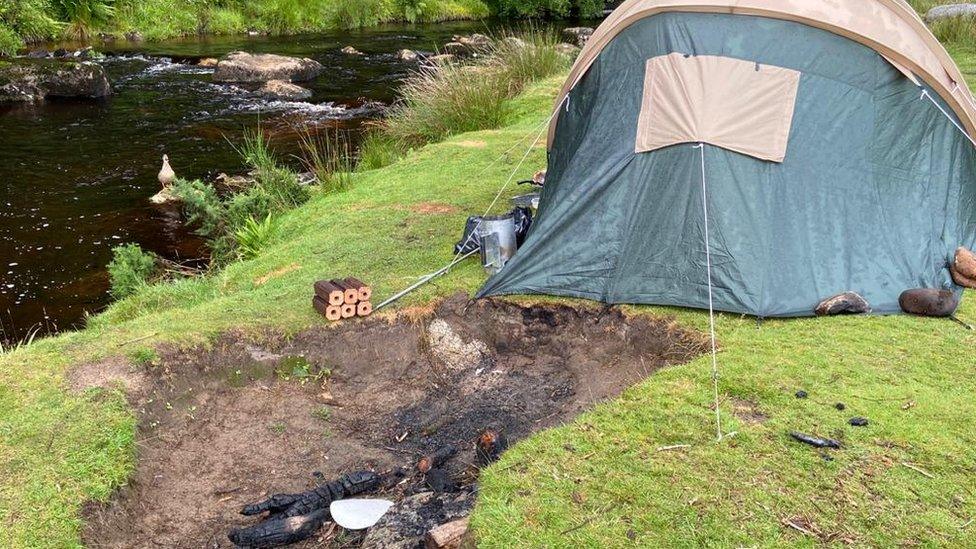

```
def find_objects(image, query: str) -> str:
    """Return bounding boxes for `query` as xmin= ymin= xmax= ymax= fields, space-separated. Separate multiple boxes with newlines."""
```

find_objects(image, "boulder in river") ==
xmin=0 ymin=60 xmax=111 ymax=102
xmin=255 ymin=79 xmax=312 ymax=100
xmin=341 ymin=46 xmax=365 ymax=56
xmin=926 ymin=3 xmax=976 ymax=22
xmin=562 ymin=26 xmax=595 ymax=47
xmin=197 ymin=57 xmax=219 ymax=67
xmin=397 ymin=49 xmax=419 ymax=62
xmin=212 ymin=51 xmax=324 ymax=83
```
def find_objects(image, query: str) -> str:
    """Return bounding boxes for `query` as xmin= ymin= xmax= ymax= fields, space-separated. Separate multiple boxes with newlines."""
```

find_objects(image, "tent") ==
xmin=478 ymin=0 xmax=976 ymax=317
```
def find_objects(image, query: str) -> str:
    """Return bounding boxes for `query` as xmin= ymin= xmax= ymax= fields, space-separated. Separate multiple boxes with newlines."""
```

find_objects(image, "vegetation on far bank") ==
xmin=0 ymin=0 xmax=607 ymax=55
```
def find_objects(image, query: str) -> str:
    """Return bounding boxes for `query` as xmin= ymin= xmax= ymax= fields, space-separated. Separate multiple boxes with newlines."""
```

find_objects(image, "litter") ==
xmin=790 ymin=431 xmax=842 ymax=449
xmin=848 ymin=417 xmax=869 ymax=427
xmin=313 ymin=277 xmax=373 ymax=321
xmin=329 ymin=499 xmax=394 ymax=530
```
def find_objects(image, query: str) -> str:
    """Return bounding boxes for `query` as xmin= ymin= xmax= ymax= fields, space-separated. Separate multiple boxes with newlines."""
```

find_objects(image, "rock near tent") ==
xmin=479 ymin=0 xmax=976 ymax=317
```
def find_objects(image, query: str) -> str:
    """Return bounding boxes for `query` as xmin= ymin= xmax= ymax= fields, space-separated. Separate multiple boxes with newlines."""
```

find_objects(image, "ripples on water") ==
xmin=0 ymin=21 xmax=515 ymax=342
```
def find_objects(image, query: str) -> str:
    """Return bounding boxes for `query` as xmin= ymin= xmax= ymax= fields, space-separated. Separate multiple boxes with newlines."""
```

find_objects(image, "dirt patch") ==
xmin=450 ymin=140 xmax=487 ymax=148
xmin=81 ymin=294 xmax=706 ymax=548
xmin=730 ymin=397 xmax=769 ymax=425
xmin=68 ymin=356 xmax=149 ymax=401
xmin=406 ymin=202 xmax=459 ymax=215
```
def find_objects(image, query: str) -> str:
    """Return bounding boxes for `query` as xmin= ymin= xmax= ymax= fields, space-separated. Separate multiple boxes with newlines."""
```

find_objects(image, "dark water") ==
xmin=0 ymin=20 xmax=520 ymax=342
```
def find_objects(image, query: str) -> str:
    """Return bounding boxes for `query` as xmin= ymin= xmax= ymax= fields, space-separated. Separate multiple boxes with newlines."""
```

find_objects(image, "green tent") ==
xmin=480 ymin=0 xmax=976 ymax=317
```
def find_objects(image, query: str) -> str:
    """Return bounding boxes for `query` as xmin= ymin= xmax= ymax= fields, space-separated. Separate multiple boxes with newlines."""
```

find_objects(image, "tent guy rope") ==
xmin=375 ymin=95 xmax=568 ymax=312
xmin=695 ymin=142 xmax=724 ymax=442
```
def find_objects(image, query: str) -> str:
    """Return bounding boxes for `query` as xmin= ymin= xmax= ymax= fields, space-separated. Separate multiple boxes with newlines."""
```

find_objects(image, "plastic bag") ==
xmin=453 ymin=207 xmax=533 ymax=255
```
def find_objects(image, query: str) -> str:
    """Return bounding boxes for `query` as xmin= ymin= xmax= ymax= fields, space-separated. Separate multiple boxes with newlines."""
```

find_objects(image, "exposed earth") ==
xmin=74 ymin=294 xmax=706 ymax=548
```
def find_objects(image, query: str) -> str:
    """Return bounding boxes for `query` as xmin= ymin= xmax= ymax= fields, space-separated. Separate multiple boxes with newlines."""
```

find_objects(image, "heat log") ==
xmin=326 ymin=306 xmax=343 ymax=322
xmin=333 ymin=279 xmax=360 ymax=305
xmin=345 ymin=277 xmax=373 ymax=302
xmin=341 ymin=303 xmax=357 ymax=319
xmin=314 ymin=280 xmax=346 ymax=307
xmin=357 ymin=301 xmax=373 ymax=317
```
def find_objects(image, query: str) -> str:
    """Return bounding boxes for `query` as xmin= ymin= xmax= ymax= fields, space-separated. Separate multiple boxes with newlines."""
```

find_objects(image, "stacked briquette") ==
xmin=313 ymin=277 xmax=373 ymax=321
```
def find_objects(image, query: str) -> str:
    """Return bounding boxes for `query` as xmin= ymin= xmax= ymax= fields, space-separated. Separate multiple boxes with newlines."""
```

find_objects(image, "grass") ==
xmin=2 ymin=11 xmax=976 ymax=549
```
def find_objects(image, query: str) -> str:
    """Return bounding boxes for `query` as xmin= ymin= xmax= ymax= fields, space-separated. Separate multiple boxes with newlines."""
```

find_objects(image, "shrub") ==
xmin=0 ymin=23 xmax=20 ymax=55
xmin=234 ymin=213 xmax=276 ymax=260
xmin=53 ymin=0 xmax=116 ymax=39
xmin=233 ymin=127 xmax=278 ymax=176
xmin=357 ymin=129 xmax=407 ymax=171
xmin=930 ymin=15 xmax=976 ymax=48
xmin=108 ymin=243 xmax=159 ymax=299
xmin=379 ymin=30 xmax=571 ymax=147
xmin=297 ymin=126 xmax=355 ymax=193
xmin=483 ymin=0 xmax=603 ymax=18
xmin=384 ymin=63 xmax=512 ymax=145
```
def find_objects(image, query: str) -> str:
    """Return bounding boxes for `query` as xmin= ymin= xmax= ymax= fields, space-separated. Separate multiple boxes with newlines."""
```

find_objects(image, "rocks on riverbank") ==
xmin=213 ymin=51 xmax=324 ymax=83
xmin=0 ymin=59 xmax=111 ymax=102
xmin=926 ymin=3 xmax=976 ymax=22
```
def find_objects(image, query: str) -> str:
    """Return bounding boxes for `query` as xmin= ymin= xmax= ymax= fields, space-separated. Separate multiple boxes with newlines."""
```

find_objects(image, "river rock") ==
xmin=213 ymin=51 xmax=324 ymax=83
xmin=342 ymin=46 xmax=365 ymax=56
xmin=427 ymin=54 xmax=456 ymax=65
xmin=0 ymin=60 xmax=111 ymax=102
xmin=555 ymin=43 xmax=582 ymax=57
xmin=197 ymin=57 xmax=219 ymax=67
xmin=562 ymin=27 xmax=595 ymax=47
xmin=255 ymin=79 xmax=312 ymax=100
xmin=444 ymin=34 xmax=493 ymax=57
xmin=397 ymin=49 xmax=419 ymax=62
xmin=926 ymin=3 xmax=976 ymax=22
xmin=149 ymin=186 xmax=180 ymax=205
xmin=899 ymin=288 xmax=960 ymax=317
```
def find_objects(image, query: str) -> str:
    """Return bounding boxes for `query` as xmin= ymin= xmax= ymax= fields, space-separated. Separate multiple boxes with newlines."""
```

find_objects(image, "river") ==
xmin=0 ymin=20 xmax=549 ymax=343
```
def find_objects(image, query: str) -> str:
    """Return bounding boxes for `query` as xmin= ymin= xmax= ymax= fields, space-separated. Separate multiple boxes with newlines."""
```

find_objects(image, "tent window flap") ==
xmin=635 ymin=53 xmax=801 ymax=162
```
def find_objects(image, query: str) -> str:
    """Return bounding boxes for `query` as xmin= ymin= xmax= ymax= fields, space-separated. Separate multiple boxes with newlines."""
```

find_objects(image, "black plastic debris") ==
xmin=453 ymin=207 xmax=533 ymax=254
xmin=849 ymin=417 xmax=870 ymax=427
xmin=790 ymin=431 xmax=842 ymax=449
xmin=795 ymin=390 xmax=809 ymax=399
xmin=424 ymin=468 xmax=457 ymax=493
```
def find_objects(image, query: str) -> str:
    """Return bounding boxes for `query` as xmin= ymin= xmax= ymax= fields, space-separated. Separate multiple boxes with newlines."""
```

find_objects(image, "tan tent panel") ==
xmin=635 ymin=54 xmax=801 ymax=162
xmin=549 ymin=0 xmax=976 ymax=147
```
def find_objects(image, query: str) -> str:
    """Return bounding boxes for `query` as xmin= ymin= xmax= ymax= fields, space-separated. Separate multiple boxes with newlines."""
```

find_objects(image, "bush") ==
xmin=379 ymin=30 xmax=571 ymax=147
xmin=108 ymin=243 xmax=159 ymax=299
xmin=234 ymin=213 xmax=276 ymax=260
xmin=53 ymin=0 xmax=116 ymax=39
xmin=384 ymin=63 xmax=512 ymax=146
xmin=357 ymin=129 xmax=408 ymax=171
xmin=297 ymin=127 xmax=355 ymax=193
xmin=930 ymin=15 xmax=976 ymax=48
xmin=0 ymin=23 xmax=20 ymax=55
xmin=483 ymin=0 xmax=603 ymax=18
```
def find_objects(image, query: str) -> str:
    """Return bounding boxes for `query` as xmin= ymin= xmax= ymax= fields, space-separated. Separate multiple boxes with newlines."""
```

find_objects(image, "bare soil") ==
xmin=77 ymin=294 xmax=706 ymax=548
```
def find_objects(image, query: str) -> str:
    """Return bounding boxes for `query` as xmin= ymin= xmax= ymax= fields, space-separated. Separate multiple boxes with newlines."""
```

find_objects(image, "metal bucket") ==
xmin=476 ymin=213 xmax=518 ymax=275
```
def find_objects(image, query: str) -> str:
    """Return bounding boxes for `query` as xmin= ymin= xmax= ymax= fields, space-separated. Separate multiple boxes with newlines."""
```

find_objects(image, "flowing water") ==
xmin=0 ymin=20 xmax=526 ymax=342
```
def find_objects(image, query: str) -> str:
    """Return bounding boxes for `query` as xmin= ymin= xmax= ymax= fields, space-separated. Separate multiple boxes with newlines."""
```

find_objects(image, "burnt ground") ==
xmin=75 ymin=294 xmax=707 ymax=548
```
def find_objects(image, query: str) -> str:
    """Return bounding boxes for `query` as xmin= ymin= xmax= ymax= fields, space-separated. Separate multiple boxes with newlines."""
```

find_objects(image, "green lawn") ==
xmin=3 ymin=34 xmax=976 ymax=549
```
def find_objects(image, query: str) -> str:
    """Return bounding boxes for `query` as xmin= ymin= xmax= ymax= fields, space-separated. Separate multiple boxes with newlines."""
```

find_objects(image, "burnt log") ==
xmin=241 ymin=471 xmax=381 ymax=518
xmin=418 ymin=446 xmax=457 ymax=474
xmin=475 ymin=429 xmax=508 ymax=467
xmin=229 ymin=509 xmax=329 ymax=548
xmin=790 ymin=431 xmax=841 ymax=449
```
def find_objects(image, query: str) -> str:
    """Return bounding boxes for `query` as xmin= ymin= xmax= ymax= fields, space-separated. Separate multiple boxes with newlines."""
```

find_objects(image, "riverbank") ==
xmin=0 ymin=0 xmax=609 ymax=56
xmin=2 ymin=68 xmax=976 ymax=545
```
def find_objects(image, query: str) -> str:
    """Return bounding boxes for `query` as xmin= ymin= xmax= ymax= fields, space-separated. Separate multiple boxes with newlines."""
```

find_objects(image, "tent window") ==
xmin=636 ymin=53 xmax=801 ymax=163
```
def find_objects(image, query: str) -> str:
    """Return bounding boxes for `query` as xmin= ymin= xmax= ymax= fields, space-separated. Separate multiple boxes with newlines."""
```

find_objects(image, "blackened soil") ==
xmin=78 ymin=294 xmax=706 ymax=548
